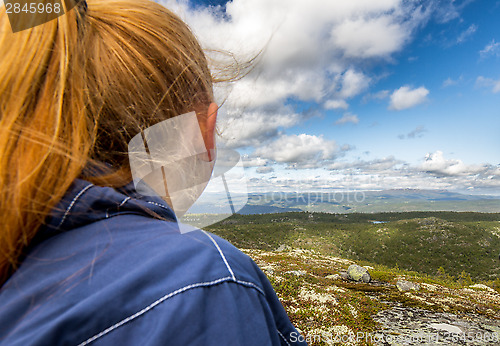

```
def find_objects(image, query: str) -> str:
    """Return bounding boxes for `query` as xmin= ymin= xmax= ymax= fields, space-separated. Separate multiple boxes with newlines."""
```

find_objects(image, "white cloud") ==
xmin=218 ymin=107 xmax=301 ymax=148
xmin=476 ymin=76 xmax=500 ymax=94
xmin=442 ymin=78 xmax=455 ymax=87
xmin=249 ymin=171 xmax=500 ymax=194
xmin=218 ymin=69 xmax=327 ymax=109
xmin=244 ymin=152 xmax=500 ymax=194
xmin=325 ymin=99 xmax=349 ymax=110
xmin=456 ymin=24 xmax=477 ymax=44
xmin=241 ymin=156 xmax=269 ymax=167
xmin=419 ymin=151 xmax=488 ymax=176
xmin=442 ymin=76 xmax=462 ymax=88
xmin=431 ymin=0 xmax=471 ymax=24
xmin=330 ymin=16 xmax=412 ymax=59
xmin=338 ymin=69 xmax=371 ymax=99
xmin=335 ymin=113 xmax=359 ymax=126
xmin=389 ymin=86 xmax=429 ymax=110
xmin=480 ymin=39 xmax=500 ymax=58
xmin=157 ymin=1 xmax=485 ymax=184
xmin=160 ymin=0 xmax=434 ymax=145
xmin=253 ymin=134 xmax=338 ymax=168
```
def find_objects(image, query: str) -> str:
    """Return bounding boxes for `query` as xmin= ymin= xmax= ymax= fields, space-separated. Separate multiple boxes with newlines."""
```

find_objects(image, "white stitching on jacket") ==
xmin=72 ymin=197 xmax=288 ymax=345
xmin=201 ymin=230 xmax=236 ymax=281
xmin=118 ymin=197 xmax=131 ymax=207
xmin=76 ymin=276 xmax=259 ymax=346
xmin=74 ymin=230 xmax=289 ymax=346
xmin=235 ymin=279 xmax=265 ymax=296
xmin=146 ymin=200 xmax=171 ymax=211
xmin=277 ymin=329 xmax=292 ymax=346
xmin=56 ymin=184 xmax=94 ymax=229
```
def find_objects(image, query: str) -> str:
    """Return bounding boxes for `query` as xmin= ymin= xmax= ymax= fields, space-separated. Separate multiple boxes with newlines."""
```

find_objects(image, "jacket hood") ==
xmin=35 ymin=179 xmax=178 ymax=245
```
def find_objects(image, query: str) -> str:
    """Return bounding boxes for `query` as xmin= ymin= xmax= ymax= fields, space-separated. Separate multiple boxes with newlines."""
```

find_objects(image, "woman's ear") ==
xmin=206 ymin=102 xmax=218 ymax=139
xmin=197 ymin=102 xmax=218 ymax=161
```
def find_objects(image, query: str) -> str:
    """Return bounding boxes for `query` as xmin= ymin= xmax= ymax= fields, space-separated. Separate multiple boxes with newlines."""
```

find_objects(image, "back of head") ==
xmin=0 ymin=0 xmax=213 ymax=284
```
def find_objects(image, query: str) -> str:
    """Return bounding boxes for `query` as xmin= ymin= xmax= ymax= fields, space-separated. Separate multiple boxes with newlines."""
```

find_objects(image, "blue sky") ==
xmin=160 ymin=0 xmax=500 ymax=195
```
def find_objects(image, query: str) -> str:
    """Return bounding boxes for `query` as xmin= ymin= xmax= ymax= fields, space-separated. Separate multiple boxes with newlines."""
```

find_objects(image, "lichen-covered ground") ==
xmin=242 ymin=248 xmax=500 ymax=345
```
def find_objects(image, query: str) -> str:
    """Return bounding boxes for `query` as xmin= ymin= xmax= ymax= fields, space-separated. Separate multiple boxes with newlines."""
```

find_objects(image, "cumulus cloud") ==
xmin=160 ymin=0 xmax=435 ymax=147
xmin=389 ymin=86 xmax=429 ymax=110
xmin=476 ymin=76 xmax=500 ymax=94
xmin=338 ymin=69 xmax=371 ymax=99
xmin=330 ymin=15 xmax=413 ymax=59
xmin=335 ymin=113 xmax=359 ymax=126
xmin=419 ymin=151 xmax=488 ymax=176
xmin=480 ymin=39 xmax=500 ymax=58
xmin=156 ymin=0 xmax=491 ymax=192
xmin=218 ymin=107 xmax=301 ymax=148
xmin=253 ymin=134 xmax=338 ymax=168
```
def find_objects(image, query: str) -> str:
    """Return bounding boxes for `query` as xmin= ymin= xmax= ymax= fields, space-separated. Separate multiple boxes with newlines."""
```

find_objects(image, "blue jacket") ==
xmin=0 ymin=179 xmax=306 ymax=345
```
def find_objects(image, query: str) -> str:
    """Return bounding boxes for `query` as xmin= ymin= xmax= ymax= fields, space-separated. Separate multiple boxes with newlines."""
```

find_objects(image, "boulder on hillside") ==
xmin=339 ymin=271 xmax=349 ymax=280
xmin=347 ymin=264 xmax=371 ymax=283
xmin=396 ymin=280 xmax=420 ymax=292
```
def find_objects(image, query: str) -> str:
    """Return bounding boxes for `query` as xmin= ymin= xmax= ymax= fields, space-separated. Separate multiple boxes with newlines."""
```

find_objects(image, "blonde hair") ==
xmin=0 ymin=0 xmax=217 ymax=284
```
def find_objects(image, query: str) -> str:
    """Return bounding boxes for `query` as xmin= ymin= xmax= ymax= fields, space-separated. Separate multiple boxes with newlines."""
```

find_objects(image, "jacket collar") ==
xmin=36 ymin=179 xmax=177 ymax=243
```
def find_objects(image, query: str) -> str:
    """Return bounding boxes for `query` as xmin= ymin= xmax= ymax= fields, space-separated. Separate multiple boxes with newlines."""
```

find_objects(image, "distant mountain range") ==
xmin=239 ymin=189 xmax=500 ymax=214
xmin=187 ymin=189 xmax=500 ymax=215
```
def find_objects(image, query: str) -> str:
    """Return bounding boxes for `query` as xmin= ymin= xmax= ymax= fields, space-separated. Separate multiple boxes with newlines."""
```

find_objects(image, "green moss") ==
xmin=209 ymin=211 xmax=500 ymax=282
xmin=268 ymin=273 xmax=303 ymax=298
xmin=210 ymin=212 xmax=500 ymax=344
xmin=369 ymin=270 xmax=397 ymax=283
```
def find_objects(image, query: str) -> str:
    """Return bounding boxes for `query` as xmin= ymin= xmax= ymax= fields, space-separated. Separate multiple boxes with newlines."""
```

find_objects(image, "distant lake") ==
xmin=371 ymin=221 xmax=388 ymax=224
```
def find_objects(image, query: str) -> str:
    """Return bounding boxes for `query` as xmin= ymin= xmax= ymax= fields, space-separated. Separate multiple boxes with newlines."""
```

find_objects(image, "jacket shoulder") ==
xmin=0 ymin=215 xmax=304 ymax=345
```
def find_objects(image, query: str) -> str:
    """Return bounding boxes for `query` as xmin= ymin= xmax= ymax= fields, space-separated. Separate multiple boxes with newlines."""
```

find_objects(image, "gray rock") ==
xmin=285 ymin=270 xmax=306 ymax=276
xmin=339 ymin=271 xmax=349 ymax=280
xmin=429 ymin=322 xmax=462 ymax=334
xmin=326 ymin=274 xmax=341 ymax=280
xmin=373 ymin=306 xmax=500 ymax=345
xmin=276 ymin=244 xmax=287 ymax=252
xmin=396 ymin=280 xmax=420 ymax=292
xmin=347 ymin=264 xmax=371 ymax=283
xmin=361 ymin=273 xmax=371 ymax=283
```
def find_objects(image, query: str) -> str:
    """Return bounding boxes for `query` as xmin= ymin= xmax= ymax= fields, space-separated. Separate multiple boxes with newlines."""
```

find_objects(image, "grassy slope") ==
xmin=206 ymin=212 xmax=500 ymax=345
xmin=207 ymin=211 xmax=500 ymax=281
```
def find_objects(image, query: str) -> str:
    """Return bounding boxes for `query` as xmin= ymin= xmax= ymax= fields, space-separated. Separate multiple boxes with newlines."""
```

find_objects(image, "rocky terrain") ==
xmin=207 ymin=211 xmax=500 ymax=344
xmin=242 ymin=248 xmax=500 ymax=345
